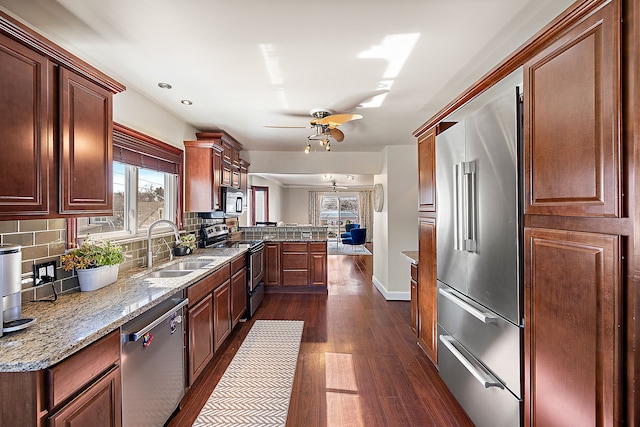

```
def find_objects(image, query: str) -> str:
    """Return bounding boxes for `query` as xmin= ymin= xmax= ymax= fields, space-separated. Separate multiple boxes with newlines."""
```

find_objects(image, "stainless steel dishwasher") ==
xmin=121 ymin=293 xmax=188 ymax=426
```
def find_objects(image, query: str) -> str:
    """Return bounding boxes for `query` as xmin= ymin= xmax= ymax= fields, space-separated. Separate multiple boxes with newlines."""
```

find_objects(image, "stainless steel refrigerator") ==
xmin=436 ymin=86 xmax=523 ymax=427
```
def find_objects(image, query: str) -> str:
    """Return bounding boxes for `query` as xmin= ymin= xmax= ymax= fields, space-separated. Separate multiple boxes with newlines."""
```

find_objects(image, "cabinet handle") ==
xmin=438 ymin=288 xmax=497 ymax=323
xmin=439 ymin=335 xmax=503 ymax=389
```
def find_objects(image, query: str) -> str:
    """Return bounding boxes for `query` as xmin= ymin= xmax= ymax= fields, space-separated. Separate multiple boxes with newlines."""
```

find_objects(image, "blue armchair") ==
xmin=340 ymin=223 xmax=360 ymax=239
xmin=342 ymin=227 xmax=366 ymax=249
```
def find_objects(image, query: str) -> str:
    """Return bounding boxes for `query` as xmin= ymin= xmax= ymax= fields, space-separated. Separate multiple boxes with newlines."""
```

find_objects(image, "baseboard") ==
xmin=371 ymin=275 xmax=411 ymax=301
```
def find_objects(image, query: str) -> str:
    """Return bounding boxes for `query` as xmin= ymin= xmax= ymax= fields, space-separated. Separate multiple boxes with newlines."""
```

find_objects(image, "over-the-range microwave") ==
xmin=222 ymin=187 xmax=244 ymax=217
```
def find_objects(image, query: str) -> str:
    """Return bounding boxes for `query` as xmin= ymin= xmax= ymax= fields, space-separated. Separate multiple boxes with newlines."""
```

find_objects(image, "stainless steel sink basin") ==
xmin=172 ymin=261 xmax=212 ymax=270
xmin=146 ymin=270 xmax=192 ymax=279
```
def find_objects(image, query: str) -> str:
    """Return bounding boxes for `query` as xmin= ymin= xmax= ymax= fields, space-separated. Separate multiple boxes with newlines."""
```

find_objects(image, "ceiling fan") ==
xmin=326 ymin=181 xmax=348 ymax=192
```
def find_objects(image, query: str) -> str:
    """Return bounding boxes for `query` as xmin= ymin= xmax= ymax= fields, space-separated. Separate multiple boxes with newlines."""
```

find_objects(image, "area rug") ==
xmin=193 ymin=320 xmax=304 ymax=427
xmin=328 ymin=244 xmax=372 ymax=256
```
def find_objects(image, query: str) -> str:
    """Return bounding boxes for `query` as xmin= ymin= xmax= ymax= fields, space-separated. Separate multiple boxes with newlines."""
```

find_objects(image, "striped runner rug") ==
xmin=193 ymin=320 xmax=304 ymax=427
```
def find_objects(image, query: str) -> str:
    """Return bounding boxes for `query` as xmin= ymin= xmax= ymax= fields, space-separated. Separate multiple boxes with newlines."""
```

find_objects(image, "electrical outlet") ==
xmin=34 ymin=260 xmax=57 ymax=287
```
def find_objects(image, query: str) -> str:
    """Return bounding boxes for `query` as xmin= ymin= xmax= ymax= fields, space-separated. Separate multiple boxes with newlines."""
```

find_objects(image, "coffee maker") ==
xmin=1 ymin=244 xmax=34 ymax=335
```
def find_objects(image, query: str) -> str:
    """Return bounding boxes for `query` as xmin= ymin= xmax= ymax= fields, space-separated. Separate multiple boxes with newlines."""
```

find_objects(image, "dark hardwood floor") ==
xmin=168 ymin=252 xmax=473 ymax=427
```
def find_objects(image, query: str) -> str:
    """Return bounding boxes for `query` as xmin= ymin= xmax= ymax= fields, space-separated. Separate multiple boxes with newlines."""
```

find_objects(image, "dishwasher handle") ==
xmin=124 ymin=298 xmax=189 ymax=342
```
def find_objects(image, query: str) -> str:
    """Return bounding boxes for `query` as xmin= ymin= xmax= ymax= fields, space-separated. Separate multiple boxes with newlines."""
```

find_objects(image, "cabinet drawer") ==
xmin=231 ymin=255 xmax=245 ymax=275
xmin=188 ymin=264 xmax=231 ymax=304
xmin=46 ymin=330 xmax=119 ymax=409
xmin=410 ymin=263 xmax=418 ymax=281
xmin=282 ymin=242 xmax=307 ymax=252
xmin=282 ymin=253 xmax=308 ymax=269
xmin=309 ymin=242 xmax=326 ymax=253
xmin=282 ymin=270 xmax=308 ymax=286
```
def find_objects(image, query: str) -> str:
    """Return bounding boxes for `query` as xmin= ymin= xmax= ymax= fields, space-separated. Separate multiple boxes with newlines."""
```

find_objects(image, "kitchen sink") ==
xmin=146 ymin=270 xmax=193 ymax=279
xmin=172 ymin=261 xmax=213 ymax=270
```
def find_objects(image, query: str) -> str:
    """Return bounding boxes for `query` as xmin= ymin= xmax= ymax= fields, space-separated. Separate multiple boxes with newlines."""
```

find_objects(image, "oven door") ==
xmin=249 ymin=246 xmax=264 ymax=291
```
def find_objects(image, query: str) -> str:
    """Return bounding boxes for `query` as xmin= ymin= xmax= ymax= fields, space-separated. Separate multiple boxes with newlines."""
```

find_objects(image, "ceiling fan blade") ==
xmin=316 ymin=114 xmax=363 ymax=127
xmin=328 ymin=128 xmax=344 ymax=142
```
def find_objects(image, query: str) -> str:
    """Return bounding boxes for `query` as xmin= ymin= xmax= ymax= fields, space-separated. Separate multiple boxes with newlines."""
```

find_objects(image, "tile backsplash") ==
xmin=0 ymin=212 xmax=209 ymax=303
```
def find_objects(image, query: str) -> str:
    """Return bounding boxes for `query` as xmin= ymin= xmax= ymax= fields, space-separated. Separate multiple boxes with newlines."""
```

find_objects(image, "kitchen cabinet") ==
xmin=523 ymin=1 xmax=620 ymax=218
xmin=0 ymin=17 xmax=123 ymax=219
xmin=187 ymin=294 xmax=214 ymax=385
xmin=186 ymin=264 xmax=231 ymax=385
xmin=417 ymin=218 xmax=437 ymax=364
xmin=410 ymin=263 xmax=418 ymax=334
xmin=231 ymin=256 xmax=247 ymax=327
xmin=0 ymin=330 xmax=122 ymax=426
xmin=195 ymin=131 xmax=244 ymax=190
xmin=213 ymin=280 xmax=231 ymax=352
xmin=184 ymin=140 xmax=223 ymax=212
xmin=282 ymin=242 xmax=309 ymax=286
xmin=309 ymin=242 xmax=327 ymax=287
xmin=524 ymin=227 xmax=620 ymax=426
xmin=265 ymin=242 xmax=281 ymax=287
xmin=417 ymin=127 xmax=436 ymax=212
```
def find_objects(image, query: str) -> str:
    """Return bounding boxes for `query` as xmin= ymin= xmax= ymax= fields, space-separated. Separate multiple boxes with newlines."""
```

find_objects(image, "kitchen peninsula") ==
xmin=240 ymin=226 xmax=329 ymax=293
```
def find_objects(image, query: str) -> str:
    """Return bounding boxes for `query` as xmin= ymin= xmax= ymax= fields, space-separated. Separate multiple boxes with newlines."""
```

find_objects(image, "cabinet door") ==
xmin=212 ymin=148 xmax=222 ymax=210
xmin=310 ymin=252 xmax=327 ymax=287
xmin=523 ymin=2 xmax=620 ymax=217
xmin=222 ymin=164 xmax=232 ymax=187
xmin=524 ymin=227 xmax=621 ymax=426
xmin=418 ymin=218 xmax=437 ymax=363
xmin=187 ymin=295 xmax=214 ymax=385
xmin=0 ymin=34 xmax=52 ymax=217
xmin=232 ymin=170 xmax=240 ymax=188
xmin=59 ymin=68 xmax=113 ymax=215
xmin=213 ymin=281 xmax=231 ymax=352
xmin=418 ymin=127 xmax=436 ymax=212
xmin=48 ymin=365 xmax=122 ymax=427
xmin=265 ymin=243 xmax=281 ymax=287
xmin=231 ymin=267 xmax=247 ymax=327
xmin=410 ymin=264 xmax=418 ymax=335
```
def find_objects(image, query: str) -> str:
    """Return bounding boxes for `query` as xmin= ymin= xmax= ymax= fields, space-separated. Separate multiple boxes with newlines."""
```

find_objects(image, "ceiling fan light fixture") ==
xmin=304 ymin=143 xmax=311 ymax=154
xmin=325 ymin=143 xmax=331 ymax=152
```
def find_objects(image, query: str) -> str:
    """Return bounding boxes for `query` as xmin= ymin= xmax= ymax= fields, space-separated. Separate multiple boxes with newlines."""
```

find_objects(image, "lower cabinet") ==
xmin=186 ymin=264 xmax=231 ymax=386
xmin=418 ymin=218 xmax=437 ymax=363
xmin=410 ymin=263 xmax=418 ymax=334
xmin=213 ymin=280 xmax=231 ymax=352
xmin=48 ymin=365 xmax=121 ymax=427
xmin=264 ymin=241 xmax=328 ymax=292
xmin=187 ymin=295 xmax=214 ymax=385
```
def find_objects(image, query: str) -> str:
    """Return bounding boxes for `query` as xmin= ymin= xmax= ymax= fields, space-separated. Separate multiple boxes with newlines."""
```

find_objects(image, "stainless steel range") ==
xmin=199 ymin=224 xmax=265 ymax=318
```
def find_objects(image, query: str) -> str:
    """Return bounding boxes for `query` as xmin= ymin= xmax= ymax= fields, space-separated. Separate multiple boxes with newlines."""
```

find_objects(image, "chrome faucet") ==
xmin=147 ymin=219 xmax=181 ymax=270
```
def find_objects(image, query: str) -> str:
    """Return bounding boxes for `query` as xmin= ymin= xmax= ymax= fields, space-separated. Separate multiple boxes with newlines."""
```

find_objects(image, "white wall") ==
xmin=282 ymin=188 xmax=312 ymax=224
xmin=372 ymin=145 xmax=418 ymax=300
xmin=113 ymin=87 xmax=198 ymax=147
xmin=246 ymin=151 xmax=383 ymax=175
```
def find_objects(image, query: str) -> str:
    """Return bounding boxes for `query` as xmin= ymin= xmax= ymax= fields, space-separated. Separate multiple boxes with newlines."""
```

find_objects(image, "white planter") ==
xmin=76 ymin=265 xmax=119 ymax=292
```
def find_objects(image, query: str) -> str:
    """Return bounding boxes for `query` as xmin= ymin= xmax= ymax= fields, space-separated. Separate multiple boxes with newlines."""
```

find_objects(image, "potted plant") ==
xmin=61 ymin=237 xmax=125 ymax=292
xmin=173 ymin=233 xmax=197 ymax=256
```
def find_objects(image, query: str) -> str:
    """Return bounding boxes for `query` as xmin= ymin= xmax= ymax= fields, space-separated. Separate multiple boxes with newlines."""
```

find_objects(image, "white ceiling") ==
xmin=0 ymin=0 xmax=574 ymax=187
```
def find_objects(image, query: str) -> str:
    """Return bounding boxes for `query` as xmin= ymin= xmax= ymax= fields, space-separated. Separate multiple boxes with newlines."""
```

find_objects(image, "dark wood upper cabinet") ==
xmin=0 ymin=33 xmax=52 ymax=217
xmin=418 ymin=127 xmax=436 ymax=212
xmin=59 ymin=67 xmax=113 ymax=215
xmin=0 ymin=12 xmax=124 ymax=219
xmin=524 ymin=2 xmax=621 ymax=217
xmin=524 ymin=227 xmax=621 ymax=426
xmin=184 ymin=140 xmax=223 ymax=212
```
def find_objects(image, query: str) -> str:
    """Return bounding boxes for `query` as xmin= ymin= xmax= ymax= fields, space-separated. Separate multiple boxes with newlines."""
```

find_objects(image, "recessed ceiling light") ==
xmin=157 ymin=82 xmax=172 ymax=89
xmin=180 ymin=99 xmax=193 ymax=105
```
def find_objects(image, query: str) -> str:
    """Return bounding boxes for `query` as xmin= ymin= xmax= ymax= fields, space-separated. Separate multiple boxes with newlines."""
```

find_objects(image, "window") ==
xmin=320 ymin=195 xmax=359 ymax=238
xmin=75 ymin=123 xmax=183 ymax=240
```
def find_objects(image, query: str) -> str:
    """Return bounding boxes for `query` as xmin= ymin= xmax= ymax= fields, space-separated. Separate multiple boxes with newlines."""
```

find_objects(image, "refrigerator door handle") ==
xmin=439 ymin=335 xmax=504 ymax=389
xmin=438 ymin=288 xmax=497 ymax=323
xmin=463 ymin=161 xmax=477 ymax=252
xmin=453 ymin=163 xmax=465 ymax=251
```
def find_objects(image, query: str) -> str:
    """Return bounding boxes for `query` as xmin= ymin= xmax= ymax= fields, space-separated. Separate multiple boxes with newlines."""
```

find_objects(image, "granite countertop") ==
xmin=0 ymin=247 xmax=247 ymax=372
xmin=401 ymin=251 xmax=419 ymax=264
